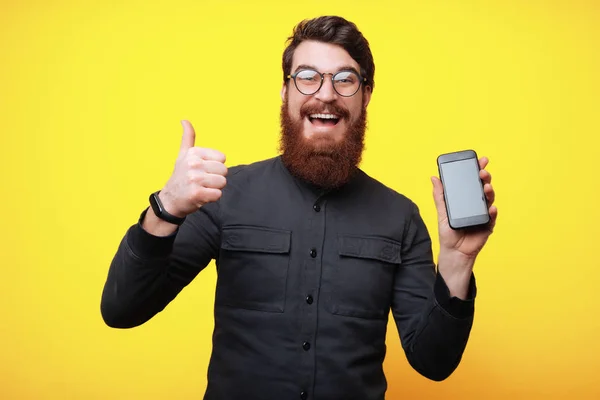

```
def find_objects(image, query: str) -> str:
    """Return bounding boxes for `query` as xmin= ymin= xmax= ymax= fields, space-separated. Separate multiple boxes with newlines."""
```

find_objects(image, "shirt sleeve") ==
xmin=434 ymin=270 xmax=477 ymax=320
xmin=100 ymin=202 xmax=221 ymax=329
xmin=391 ymin=202 xmax=476 ymax=381
xmin=126 ymin=208 xmax=178 ymax=259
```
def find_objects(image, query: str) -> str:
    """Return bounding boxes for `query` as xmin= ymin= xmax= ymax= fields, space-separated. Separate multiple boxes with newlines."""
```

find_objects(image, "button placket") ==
xmin=299 ymin=196 xmax=325 ymax=400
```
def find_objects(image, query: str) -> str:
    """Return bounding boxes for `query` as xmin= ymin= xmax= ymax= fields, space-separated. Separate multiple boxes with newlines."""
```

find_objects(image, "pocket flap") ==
xmin=222 ymin=225 xmax=291 ymax=254
xmin=338 ymin=234 xmax=402 ymax=264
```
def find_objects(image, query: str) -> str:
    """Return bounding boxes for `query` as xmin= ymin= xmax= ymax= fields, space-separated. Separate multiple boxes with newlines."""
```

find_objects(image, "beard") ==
xmin=279 ymin=97 xmax=367 ymax=190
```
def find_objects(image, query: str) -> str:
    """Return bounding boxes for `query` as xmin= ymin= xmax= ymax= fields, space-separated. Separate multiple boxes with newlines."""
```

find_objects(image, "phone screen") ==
xmin=440 ymin=158 xmax=488 ymax=220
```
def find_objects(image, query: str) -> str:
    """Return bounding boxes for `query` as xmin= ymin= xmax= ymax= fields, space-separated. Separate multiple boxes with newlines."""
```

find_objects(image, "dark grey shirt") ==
xmin=101 ymin=156 xmax=476 ymax=400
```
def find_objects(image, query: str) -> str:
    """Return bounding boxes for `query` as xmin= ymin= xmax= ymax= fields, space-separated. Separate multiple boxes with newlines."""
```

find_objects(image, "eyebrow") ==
xmin=293 ymin=64 xmax=362 ymax=76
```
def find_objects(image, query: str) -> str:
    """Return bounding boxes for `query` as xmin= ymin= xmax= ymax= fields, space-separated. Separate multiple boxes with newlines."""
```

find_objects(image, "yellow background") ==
xmin=1 ymin=0 xmax=599 ymax=398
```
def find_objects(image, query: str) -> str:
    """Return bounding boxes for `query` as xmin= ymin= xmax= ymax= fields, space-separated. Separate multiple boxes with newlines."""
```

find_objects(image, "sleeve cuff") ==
xmin=126 ymin=208 xmax=178 ymax=259
xmin=434 ymin=271 xmax=477 ymax=319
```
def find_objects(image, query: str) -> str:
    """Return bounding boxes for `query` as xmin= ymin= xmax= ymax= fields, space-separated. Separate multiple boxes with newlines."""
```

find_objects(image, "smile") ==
xmin=308 ymin=113 xmax=340 ymax=127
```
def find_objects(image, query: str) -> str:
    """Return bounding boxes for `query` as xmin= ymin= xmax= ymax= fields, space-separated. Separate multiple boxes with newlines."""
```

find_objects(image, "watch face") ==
xmin=151 ymin=192 xmax=163 ymax=211
xmin=149 ymin=191 xmax=185 ymax=225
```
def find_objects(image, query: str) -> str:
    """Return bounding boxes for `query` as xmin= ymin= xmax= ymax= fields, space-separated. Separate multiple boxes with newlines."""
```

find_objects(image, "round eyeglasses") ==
xmin=287 ymin=69 xmax=366 ymax=97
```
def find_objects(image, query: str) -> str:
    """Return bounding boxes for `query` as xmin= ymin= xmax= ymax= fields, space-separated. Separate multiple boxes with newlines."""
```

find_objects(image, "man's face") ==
xmin=280 ymin=40 xmax=372 ymax=189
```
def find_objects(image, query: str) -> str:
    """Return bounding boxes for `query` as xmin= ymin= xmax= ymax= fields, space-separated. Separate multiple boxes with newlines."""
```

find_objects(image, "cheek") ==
xmin=346 ymin=100 xmax=364 ymax=121
xmin=288 ymin=98 xmax=306 ymax=119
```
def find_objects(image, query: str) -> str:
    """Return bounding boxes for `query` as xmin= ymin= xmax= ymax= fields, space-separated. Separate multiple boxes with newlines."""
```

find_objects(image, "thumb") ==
xmin=179 ymin=120 xmax=196 ymax=155
xmin=431 ymin=176 xmax=447 ymax=222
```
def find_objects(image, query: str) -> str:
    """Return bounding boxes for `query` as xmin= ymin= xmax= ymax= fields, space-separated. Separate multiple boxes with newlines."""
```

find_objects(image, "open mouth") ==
xmin=308 ymin=113 xmax=340 ymax=127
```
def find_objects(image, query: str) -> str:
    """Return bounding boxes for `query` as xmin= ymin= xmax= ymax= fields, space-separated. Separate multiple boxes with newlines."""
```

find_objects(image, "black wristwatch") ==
xmin=149 ymin=191 xmax=186 ymax=225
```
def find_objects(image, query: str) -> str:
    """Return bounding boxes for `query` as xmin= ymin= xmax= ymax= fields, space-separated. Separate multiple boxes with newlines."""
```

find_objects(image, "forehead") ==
xmin=291 ymin=40 xmax=360 ymax=73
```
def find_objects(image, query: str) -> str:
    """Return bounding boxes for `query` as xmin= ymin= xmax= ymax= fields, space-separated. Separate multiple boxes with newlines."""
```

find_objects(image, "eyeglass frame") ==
xmin=286 ymin=68 xmax=367 ymax=97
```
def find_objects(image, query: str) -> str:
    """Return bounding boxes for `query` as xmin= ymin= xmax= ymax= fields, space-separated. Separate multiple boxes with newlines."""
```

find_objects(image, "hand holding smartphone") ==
xmin=437 ymin=150 xmax=490 ymax=230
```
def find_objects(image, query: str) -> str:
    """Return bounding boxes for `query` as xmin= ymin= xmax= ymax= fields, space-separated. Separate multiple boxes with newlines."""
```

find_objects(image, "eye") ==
xmin=334 ymin=71 xmax=357 ymax=85
xmin=296 ymin=70 xmax=320 ymax=83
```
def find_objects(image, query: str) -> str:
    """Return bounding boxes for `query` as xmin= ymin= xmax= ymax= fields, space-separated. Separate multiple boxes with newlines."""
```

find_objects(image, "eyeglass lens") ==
xmin=294 ymin=69 xmax=361 ymax=96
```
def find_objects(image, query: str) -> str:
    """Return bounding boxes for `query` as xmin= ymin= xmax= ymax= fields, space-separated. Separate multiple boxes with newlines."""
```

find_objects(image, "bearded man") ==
xmin=101 ymin=15 xmax=497 ymax=400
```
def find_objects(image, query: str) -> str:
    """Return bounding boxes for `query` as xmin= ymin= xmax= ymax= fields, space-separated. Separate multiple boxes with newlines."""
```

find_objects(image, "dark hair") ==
xmin=282 ymin=16 xmax=375 ymax=92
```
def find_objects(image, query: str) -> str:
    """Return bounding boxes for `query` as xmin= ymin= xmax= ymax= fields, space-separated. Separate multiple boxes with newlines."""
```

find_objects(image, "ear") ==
xmin=362 ymin=85 xmax=372 ymax=108
xmin=281 ymin=82 xmax=288 ymax=102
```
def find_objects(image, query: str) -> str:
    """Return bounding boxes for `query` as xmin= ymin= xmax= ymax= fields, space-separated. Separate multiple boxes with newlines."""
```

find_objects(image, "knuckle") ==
xmin=187 ymin=158 xmax=202 ymax=169
xmin=187 ymin=171 xmax=201 ymax=184
xmin=188 ymin=147 xmax=201 ymax=156
xmin=187 ymin=192 xmax=198 ymax=205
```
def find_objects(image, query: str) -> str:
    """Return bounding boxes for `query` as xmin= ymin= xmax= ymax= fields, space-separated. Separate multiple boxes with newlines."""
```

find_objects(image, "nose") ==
xmin=314 ymin=75 xmax=338 ymax=103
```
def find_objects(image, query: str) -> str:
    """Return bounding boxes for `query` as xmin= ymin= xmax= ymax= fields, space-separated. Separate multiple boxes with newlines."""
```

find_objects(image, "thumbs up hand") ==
xmin=158 ymin=120 xmax=228 ymax=218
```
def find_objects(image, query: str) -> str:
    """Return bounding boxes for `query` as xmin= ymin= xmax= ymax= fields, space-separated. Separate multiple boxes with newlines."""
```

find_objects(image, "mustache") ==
xmin=300 ymin=103 xmax=350 ymax=120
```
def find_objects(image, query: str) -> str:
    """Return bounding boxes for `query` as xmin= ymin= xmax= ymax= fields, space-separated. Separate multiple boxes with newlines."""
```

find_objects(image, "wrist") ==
xmin=438 ymin=249 xmax=476 ymax=271
xmin=157 ymin=190 xmax=186 ymax=218
xmin=141 ymin=206 xmax=179 ymax=237
xmin=437 ymin=250 xmax=475 ymax=300
xmin=149 ymin=190 xmax=186 ymax=225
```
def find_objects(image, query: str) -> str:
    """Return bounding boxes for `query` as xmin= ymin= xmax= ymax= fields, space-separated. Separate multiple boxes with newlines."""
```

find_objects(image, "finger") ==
xmin=478 ymin=156 xmax=489 ymax=170
xmin=431 ymin=176 xmax=447 ymax=222
xmin=189 ymin=146 xmax=227 ymax=164
xmin=196 ymin=188 xmax=223 ymax=205
xmin=190 ymin=172 xmax=227 ymax=190
xmin=483 ymin=183 xmax=495 ymax=205
xmin=204 ymin=173 xmax=227 ymax=190
xmin=479 ymin=169 xmax=492 ymax=185
xmin=180 ymin=120 xmax=196 ymax=155
xmin=488 ymin=205 xmax=498 ymax=232
xmin=184 ymin=158 xmax=228 ymax=176
xmin=200 ymin=159 xmax=228 ymax=176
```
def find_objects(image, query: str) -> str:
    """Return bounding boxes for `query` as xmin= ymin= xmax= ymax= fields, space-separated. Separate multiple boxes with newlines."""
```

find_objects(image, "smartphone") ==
xmin=437 ymin=149 xmax=490 ymax=230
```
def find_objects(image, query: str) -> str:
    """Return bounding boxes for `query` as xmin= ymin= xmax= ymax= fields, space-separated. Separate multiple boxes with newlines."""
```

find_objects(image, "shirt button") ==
xmin=309 ymin=248 xmax=317 ymax=258
xmin=306 ymin=295 xmax=313 ymax=304
xmin=303 ymin=341 xmax=311 ymax=351
xmin=300 ymin=391 xmax=308 ymax=400
xmin=313 ymin=203 xmax=321 ymax=212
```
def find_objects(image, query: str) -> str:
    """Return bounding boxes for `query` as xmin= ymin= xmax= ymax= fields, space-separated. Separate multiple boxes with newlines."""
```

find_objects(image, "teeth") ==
xmin=309 ymin=113 xmax=339 ymax=120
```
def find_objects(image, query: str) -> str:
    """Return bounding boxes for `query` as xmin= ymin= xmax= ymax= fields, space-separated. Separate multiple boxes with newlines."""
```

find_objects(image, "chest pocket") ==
xmin=216 ymin=225 xmax=291 ymax=313
xmin=327 ymin=234 xmax=401 ymax=320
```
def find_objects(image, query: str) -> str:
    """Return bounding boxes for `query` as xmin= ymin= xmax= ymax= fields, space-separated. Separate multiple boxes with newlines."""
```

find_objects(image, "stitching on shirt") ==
xmin=222 ymin=226 xmax=291 ymax=253
xmin=125 ymin=235 xmax=145 ymax=262
xmin=337 ymin=234 xmax=402 ymax=264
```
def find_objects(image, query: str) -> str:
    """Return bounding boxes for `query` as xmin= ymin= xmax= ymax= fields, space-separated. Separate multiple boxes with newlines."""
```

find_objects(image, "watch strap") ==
xmin=149 ymin=191 xmax=186 ymax=225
